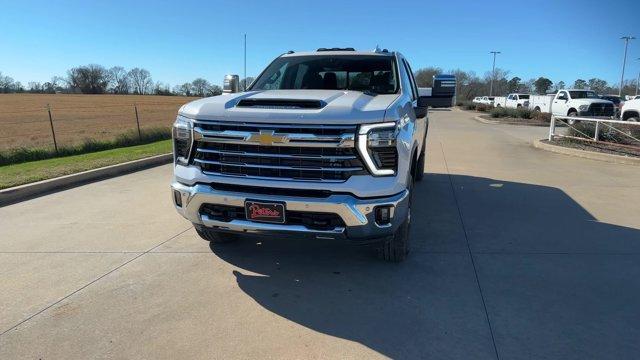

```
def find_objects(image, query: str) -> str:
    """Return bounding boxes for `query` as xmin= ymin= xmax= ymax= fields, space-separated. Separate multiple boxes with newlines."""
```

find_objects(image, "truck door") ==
xmin=553 ymin=91 xmax=569 ymax=115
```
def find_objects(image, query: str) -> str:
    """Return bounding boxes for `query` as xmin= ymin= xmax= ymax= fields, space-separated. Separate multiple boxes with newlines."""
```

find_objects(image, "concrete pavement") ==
xmin=1 ymin=109 xmax=639 ymax=359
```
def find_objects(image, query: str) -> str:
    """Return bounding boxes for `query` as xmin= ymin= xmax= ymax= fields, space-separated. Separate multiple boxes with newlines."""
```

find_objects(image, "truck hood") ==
xmin=572 ymin=99 xmax=613 ymax=106
xmin=178 ymin=90 xmax=399 ymax=124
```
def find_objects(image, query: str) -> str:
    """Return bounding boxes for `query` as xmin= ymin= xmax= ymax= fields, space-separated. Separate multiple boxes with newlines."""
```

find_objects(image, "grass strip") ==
xmin=0 ymin=127 xmax=172 ymax=166
xmin=0 ymin=139 xmax=172 ymax=189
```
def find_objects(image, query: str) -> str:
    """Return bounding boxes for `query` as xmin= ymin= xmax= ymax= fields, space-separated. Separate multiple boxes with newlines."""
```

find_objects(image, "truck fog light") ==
xmin=375 ymin=205 xmax=393 ymax=225
xmin=173 ymin=190 xmax=183 ymax=208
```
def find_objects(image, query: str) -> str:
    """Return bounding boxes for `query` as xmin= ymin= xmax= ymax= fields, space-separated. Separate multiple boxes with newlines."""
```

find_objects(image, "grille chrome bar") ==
xmin=200 ymin=171 xmax=346 ymax=183
xmin=193 ymin=120 xmax=355 ymax=130
xmin=194 ymin=158 xmax=363 ymax=172
xmin=193 ymin=127 xmax=355 ymax=148
xmin=195 ymin=147 xmax=357 ymax=161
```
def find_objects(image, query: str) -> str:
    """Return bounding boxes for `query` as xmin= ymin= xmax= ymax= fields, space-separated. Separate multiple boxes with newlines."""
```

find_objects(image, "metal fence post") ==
xmin=47 ymin=104 xmax=58 ymax=153
xmin=548 ymin=115 xmax=556 ymax=141
xmin=134 ymin=104 xmax=142 ymax=141
xmin=594 ymin=121 xmax=600 ymax=141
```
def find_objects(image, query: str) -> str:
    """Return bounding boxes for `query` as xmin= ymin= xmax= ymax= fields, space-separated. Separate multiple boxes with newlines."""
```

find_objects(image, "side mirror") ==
xmin=415 ymin=87 xmax=431 ymax=118
xmin=415 ymin=100 xmax=428 ymax=118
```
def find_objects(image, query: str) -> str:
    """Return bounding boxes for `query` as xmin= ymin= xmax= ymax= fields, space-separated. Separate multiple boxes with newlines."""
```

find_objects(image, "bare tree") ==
xmin=240 ymin=77 xmax=255 ymax=91
xmin=191 ymin=78 xmax=210 ymax=97
xmin=109 ymin=66 xmax=130 ymax=94
xmin=206 ymin=84 xmax=223 ymax=96
xmin=414 ymin=67 xmax=443 ymax=87
xmin=0 ymin=72 xmax=16 ymax=93
xmin=28 ymin=82 xmax=43 ymax=93
xmin=50 ymin=76 xmax=65 ymax=92
xmin=179 ymin=83 xmax=193 ymax=96
xmin=128 ymin=68 xmax=153 ymax=94
xmin=573 ymin=79 xmax=588 ymax=89
xmin=67 ymin=64 xmax=110 ymax=94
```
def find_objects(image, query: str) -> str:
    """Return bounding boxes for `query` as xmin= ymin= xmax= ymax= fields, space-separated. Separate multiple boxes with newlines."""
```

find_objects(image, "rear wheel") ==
xmin=627 ymin=117 xmax=638 ymax=122
xmin=194 ymin=224 xmax=238 ymax=243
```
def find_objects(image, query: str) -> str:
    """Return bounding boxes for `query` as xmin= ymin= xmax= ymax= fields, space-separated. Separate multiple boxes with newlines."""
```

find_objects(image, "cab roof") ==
xmin=281 ymin=50 xmax=396 ymax=57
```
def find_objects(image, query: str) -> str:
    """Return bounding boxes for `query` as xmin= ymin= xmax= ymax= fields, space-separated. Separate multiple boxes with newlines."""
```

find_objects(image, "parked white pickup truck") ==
xmin=528 ymin=94 xmax=554 ymax=112
xmin=551 ymin=90 xmax=614 ymax=124
xmin=493 ymin=93 xmax=530 ymax=108
xmin=620 ymin=98 xmax=640 ymax=121
xmin=472 ymin=96 xmax=494 ymax=105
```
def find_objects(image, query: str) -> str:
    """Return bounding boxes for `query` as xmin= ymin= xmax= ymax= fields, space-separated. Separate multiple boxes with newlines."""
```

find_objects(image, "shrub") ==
xmin=514 ymin=107 xmax=532 ymax=119
xmin=0 ymin=127 xmax=172 ymax=166
xmin=476 ymin=104 xmax=490 ymax=112
xmin=489 ymin=107 xmax=509 ymax=118
xmin=462 ymin=101 xmax=476 ymax=111
xmin=532 ymin=111 xmax=552 ymax=123
xmin=489 ymin=106 xmax=533 ymax=119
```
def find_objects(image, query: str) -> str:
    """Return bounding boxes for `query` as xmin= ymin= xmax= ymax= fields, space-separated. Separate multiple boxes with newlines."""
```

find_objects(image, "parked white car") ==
xmin=472 ymin=97 xmax=482 ymax=104
xmin=493 ymin=93 xmax=530 ymax=108
xmin=479 ymin=96 xmax=495 ymax=105
xmin=620 ymin=98 xmax=640 ymax=122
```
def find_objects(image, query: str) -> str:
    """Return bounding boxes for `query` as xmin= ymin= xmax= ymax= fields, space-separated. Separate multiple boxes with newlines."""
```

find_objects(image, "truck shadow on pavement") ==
xmin=208 ymin=173 xmax=640 ymax=359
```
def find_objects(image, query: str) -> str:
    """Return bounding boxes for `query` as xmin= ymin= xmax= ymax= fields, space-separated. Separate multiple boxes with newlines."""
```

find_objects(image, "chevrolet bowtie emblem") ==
xmin=247 ymin=130 xmax=288 ymax=146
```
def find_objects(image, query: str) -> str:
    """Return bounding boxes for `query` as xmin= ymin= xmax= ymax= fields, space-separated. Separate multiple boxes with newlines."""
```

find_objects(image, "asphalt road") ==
xmin=1 ymin=109 xmax=639 ymax=359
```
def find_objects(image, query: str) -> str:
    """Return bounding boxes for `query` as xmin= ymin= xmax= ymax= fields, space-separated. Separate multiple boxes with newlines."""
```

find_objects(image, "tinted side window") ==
xmin=402 ymin=59 xmax=418 ymax=101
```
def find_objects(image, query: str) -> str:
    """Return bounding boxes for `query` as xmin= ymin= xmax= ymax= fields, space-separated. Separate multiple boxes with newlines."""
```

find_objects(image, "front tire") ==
xmin=194 ymin=224 xmax=238 ymax=243
xmin=377 ymin=176 xmax=413 ymax=262
xmin=567 ymin=110 xmax=578 ymax=125
xmin=627 ymin=117 xmax=638 ymax=122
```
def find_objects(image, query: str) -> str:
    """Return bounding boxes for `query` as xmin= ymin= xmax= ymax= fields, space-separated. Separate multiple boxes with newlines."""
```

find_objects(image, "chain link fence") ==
xmin=0 ymin=94 xmax=193 ymax=153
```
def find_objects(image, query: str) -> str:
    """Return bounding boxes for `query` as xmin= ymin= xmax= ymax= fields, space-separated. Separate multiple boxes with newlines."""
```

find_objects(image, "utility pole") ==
xmin=489 ymin=51 xmax=501 ymax=96
xmin=244 ymin=33 xmax=247 ymax=91
xmin=619 ymin=36 xmax=635 ymax=97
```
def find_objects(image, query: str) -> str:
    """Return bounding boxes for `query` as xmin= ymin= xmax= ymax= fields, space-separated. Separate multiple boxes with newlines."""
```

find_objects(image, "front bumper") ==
xmin=171 ymin=182 xmax=409 ymax=241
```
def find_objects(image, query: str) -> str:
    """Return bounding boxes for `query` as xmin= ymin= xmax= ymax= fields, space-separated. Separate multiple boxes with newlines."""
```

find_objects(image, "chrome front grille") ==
xmin=190 ymin=121 xmax=366 ymax=182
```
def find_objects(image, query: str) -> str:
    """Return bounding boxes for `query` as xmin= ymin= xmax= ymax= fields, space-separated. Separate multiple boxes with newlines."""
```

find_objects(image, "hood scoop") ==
xmin=236 ymin=98 xmax=326 ymax=109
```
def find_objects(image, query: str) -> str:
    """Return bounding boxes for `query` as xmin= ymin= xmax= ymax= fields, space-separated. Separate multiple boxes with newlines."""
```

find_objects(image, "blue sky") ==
xmin=1 ymin=0 xmax=639 ymax=88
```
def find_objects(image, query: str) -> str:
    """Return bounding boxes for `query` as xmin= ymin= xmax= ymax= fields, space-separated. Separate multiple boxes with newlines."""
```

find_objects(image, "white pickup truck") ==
xmin=493 ymin=93 xmax=530 ymax=108
xmin=550 ymin=89 xmax=614 ymax=121
xmin=620 ymin=98 xmax=640 ymax=121
xmin=526 ymin=90 xmax=614 ymax=123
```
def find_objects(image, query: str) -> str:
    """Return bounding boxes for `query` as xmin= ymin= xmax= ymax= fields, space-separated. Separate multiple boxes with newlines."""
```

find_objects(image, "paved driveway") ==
xmin=1 ymin=109 xmax=639 ymax=359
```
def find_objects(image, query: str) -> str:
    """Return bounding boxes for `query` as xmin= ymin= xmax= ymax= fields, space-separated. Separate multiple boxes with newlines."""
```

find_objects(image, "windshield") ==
xmin=569 ymin=91 xmax=598 ymax=99
xmin=249 ymin=55 xmax=399 ymax=94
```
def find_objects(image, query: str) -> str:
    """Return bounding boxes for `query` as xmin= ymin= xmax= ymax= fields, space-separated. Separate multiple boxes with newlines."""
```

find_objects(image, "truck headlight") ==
xmin=172 ymin=115 xmax=193 ymax=164
xmin=358 ymin=122 xmax=398 ymax=176
xmin=578 ymin=105 xmax=589 ymax=112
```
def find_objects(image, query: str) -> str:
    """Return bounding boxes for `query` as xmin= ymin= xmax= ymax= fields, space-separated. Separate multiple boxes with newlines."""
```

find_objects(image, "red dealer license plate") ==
xmin=245 ymin=201 xmax=286 ymax=224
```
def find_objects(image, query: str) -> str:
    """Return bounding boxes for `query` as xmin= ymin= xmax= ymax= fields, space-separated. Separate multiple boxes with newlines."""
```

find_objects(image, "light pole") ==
xmin=619 ymin=36 xmax=635 ymax=97
xmin=636 ymin=58 xmax=640 ymax=96
xmin=489 ymin=51 xmax=501 ymax=96
xmin=243 ymin=34 xmax=247 ymax=91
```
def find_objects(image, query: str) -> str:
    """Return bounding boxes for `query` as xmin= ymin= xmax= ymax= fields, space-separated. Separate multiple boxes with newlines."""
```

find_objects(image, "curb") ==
xmin=533 ymin=139 xmax=640 ymax=166
xmin=474 ymin=115 xmax=500 ymax=124
xmin=0 ymin=153 xmax=173 ymax=207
